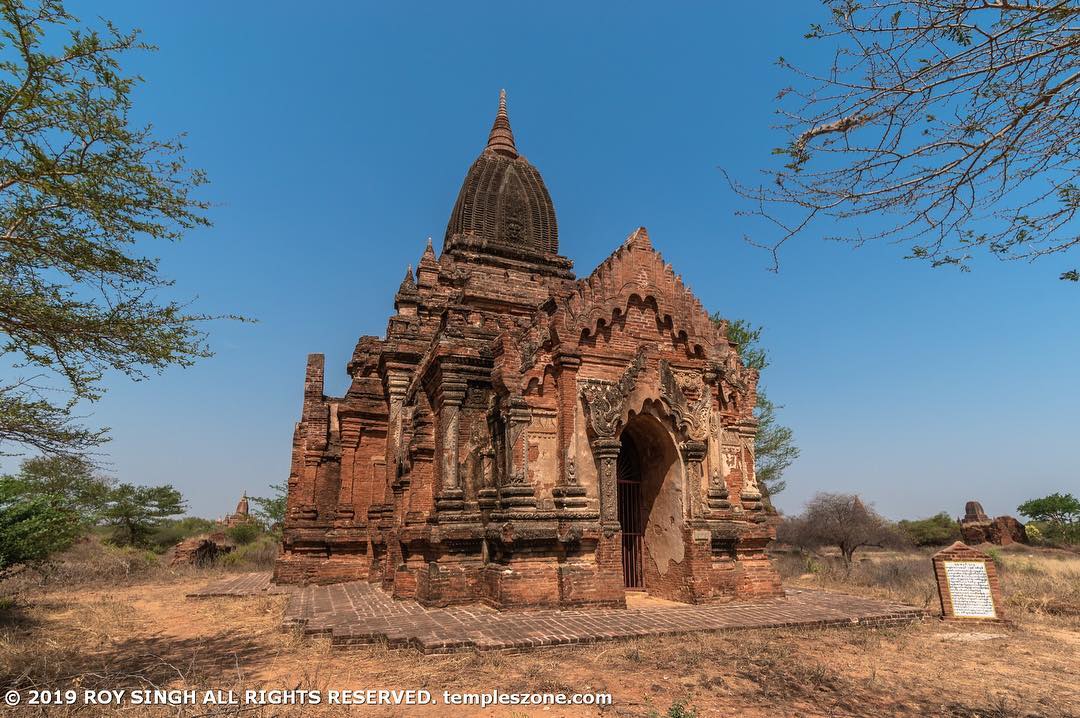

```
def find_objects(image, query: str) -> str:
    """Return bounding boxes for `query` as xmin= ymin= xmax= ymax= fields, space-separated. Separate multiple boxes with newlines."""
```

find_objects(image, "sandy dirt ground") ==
xmin=2 ymin=571 xmax=1078 ymax=718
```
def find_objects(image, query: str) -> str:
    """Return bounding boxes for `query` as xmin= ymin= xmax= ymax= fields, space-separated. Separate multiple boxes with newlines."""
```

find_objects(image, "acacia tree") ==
xmin=1017 ymin=492 xmax=1080 ymax=543
xmin=3 ymin=454 xmax=110 ymax=527
xmin=780 ymin=492 xmax=906 ymax=567
xmin=0 ymin=0 xmax=233 ymax=457
xmin=100 ymin=482 xmax=185 ymax=547
xmin=712 ymin=316 xmax=800 ymax=500
xmin=728 ymin=0 xmax=1080 ymax=280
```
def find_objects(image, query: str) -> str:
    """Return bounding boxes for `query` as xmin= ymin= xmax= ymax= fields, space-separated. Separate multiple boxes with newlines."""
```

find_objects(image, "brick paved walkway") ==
xmin=283 ymin=582 xmax=926 ymax=653
xmin=186 ymin=572 xmax=297 ymax=598
xmin=188 ymin=573 xmax=925 ymax=653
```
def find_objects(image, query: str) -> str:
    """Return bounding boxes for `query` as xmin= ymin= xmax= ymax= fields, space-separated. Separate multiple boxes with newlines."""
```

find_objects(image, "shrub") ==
xmin=1025 ymin=523 xmax=1044 ymax=544
xmin=13 ymin=536 xmax=162 ymax=588
xmin=150 ymin=517 xmax=218 ymax=553
xmin=0 ymin=477 xmax=82 ymax=579
xmin=222 ymin=534 xmax=277 ymax=570
xmin=898 ymin=513 xmax=961 ymax=546
xmin=650 ymin=701 xmax=698 ymax=718
xmin=225 ymin=522 xmax=260 ymax=546
xmin=666 ymin=700 xmax=698 ymax=718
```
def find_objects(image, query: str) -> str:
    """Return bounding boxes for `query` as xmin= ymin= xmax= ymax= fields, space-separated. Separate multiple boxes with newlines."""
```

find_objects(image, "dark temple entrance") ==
xmin=617 ymin=433 xmax=645 ymax=589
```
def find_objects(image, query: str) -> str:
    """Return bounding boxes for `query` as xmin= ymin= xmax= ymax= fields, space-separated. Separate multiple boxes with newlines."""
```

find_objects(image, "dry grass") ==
xmin=773 ymin=544 xmax=1080 ymax=625
xmin=996 ymin=551 xmax=1080 ymax=620
xmin=2 ymin=535 xmax=279 ymax=600
xmin=773 ymin=548 xmax=941 ymax=608
xmin=1 ymin=546 xmax=1078 ymax=717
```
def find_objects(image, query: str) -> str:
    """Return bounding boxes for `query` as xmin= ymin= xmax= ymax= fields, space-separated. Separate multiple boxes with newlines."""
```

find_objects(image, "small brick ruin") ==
xmin=171 ymin=533 xmax=232 ymax=567
xmin=274 ymin=91 xmax=781 ymax=609
xmin=173 ymin=493 xmax=255 ymax=566
xmin=959 ymin=500 xmax=1028 ymax=546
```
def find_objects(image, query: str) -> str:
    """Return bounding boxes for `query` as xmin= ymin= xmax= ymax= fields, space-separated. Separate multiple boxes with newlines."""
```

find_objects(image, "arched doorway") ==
xmin=617 ymin=434 xmax=645 ymax=589
xmin=616 ymin=413 xmax=684 ymax=596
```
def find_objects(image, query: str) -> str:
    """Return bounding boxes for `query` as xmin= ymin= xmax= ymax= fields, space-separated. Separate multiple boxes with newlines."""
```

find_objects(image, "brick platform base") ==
xmin=186 ymin=572 xmax=297 ymax=598
xmin=188 ymin=573 xmax=926 ymax=654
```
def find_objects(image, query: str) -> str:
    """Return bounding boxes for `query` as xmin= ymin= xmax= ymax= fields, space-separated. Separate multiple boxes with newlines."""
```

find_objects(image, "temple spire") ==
xmin=486 ymin=89 xmax=518 ymax=158
xmin=398 ymin=264 xmax=417 ymax=293
xmin=420 ymin=237 xmax=437 ymax=266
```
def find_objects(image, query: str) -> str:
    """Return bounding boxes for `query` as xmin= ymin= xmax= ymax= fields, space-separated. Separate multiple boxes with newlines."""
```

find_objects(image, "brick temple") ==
xmin=274 ymin=91 xmax=781 ymax=608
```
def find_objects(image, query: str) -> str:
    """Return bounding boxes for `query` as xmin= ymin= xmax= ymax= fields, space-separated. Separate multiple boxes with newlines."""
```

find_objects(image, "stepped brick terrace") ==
xmin=190 ymin=573 xmax=926 ymax=654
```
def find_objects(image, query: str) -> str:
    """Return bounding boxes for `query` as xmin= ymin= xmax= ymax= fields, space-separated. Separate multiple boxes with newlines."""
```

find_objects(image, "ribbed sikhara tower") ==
xmin=275 ymin=92 xmax=780 ymax=608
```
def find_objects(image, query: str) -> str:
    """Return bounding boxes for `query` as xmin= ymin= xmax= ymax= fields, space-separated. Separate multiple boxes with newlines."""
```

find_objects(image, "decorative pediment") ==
xmin=563 ymin=228 xmax=724 ymax=357
xmin=498 ymin=227 xmax=758 ymax=410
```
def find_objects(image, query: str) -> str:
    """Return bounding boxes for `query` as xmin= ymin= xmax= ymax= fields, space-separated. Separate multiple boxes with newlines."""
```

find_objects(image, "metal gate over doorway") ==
xmin=617 ymin=435 xmax=644 ymax=589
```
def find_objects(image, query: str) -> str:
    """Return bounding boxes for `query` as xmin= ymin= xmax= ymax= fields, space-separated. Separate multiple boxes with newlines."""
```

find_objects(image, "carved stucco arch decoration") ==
xmin=578 ymin=346 xmax=721 ymax=530
xmin=578 ymin=346 xmax=649 ymax=533
xmin=578 ymin=347 xmax=648 ymax=441
xmin=514 ymin=319 xmax=562 ymax=396
xmin=709 ymin=350 xmax=759 ymax=415
xmin=658 ymin=360 xmax=712 ymax=444
xmin=623 ymin=394 xmax=706 ymax=452
xmin=577 ymin=352 xmax=711 ymax=452
xmin=618 ymin=396 xmax=705 ymax=522
xmin=518 ymin=321 xmax=559 ymax=375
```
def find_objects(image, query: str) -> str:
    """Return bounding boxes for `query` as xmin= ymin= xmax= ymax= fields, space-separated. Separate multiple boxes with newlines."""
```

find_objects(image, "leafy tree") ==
xmin=251 ymin=481 xmax=286 ymax=532
xmin=1017 ymin=492 xmax=1080 ymax=544
xmin=713 ymin=316 xmax=800 ymax=499
xmin=724 ymin=319 xmax=768 ymax=373
xmin=0 ymin=474 xmax=80 ymax=578
xmin=779 ymin=492 xmax=906 ymax=567
xmin=898 ymin=512 xmax=961 ymax=547
xmin=0 ymin=0 xmax=239 ymax=458
xmin=100 ymin=483 xmax=185 ymax=547
xmin=2 ymin=454 xmax=110 ymax=527
xmin=753 ymin=395 xmax=798 ymax=499
xmin=727 ymin=0 xmax=1080 ymax=281
xmin=225 ymin=522 xmax=259 ymax=546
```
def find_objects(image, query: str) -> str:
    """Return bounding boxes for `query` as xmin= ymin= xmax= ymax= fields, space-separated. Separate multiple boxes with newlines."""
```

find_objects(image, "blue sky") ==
xmin=24 ymin=1 xmax=1076 ymax=521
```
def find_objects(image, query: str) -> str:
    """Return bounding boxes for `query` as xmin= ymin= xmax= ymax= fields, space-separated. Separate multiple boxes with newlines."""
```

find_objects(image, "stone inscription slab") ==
xmin=943 ymin=560 xmax=996 ymax=618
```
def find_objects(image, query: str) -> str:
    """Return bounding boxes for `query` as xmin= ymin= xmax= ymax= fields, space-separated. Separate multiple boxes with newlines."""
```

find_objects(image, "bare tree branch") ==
xmin=728 ymin=0 xmax=1080 ymax=280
